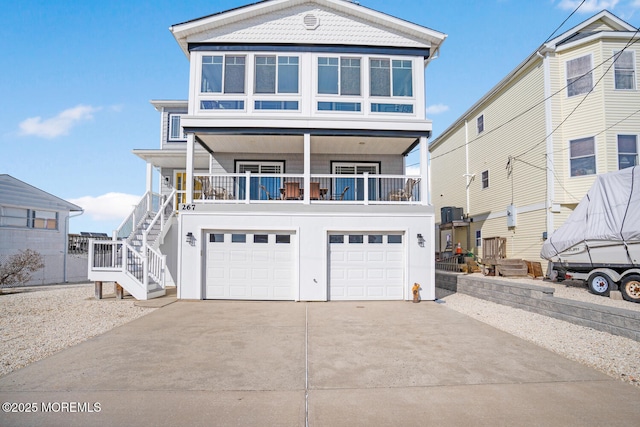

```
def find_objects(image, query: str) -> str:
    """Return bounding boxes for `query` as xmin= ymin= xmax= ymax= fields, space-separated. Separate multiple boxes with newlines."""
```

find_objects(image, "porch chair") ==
xmin=331 ymin=186 xmax=350 ymax=200
xmin=259 ymin=185 xmax=275 ymax=200
xmin=309 ymin=182 xmax=321 ymax=200
xmin=283 ymin=182 xmax=301 ymax=200
xmin=388 ymin=178 xmax=420 ymax=201
xmin=212 ymin=187 xmax=231 ymax=200
xmin=196 ymin=177 xmax=214 ymax=199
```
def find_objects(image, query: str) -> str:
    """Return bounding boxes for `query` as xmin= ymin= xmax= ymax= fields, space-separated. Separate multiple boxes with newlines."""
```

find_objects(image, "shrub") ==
xmin=0 ymin=249 xmax=45 ymax=290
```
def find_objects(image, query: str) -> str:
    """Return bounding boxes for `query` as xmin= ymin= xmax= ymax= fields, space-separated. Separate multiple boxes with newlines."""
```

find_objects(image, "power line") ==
xmin=543 ymin=0 xmax=585 ymax=43
xmin=431 ymin=33 xmax=640 ymax=162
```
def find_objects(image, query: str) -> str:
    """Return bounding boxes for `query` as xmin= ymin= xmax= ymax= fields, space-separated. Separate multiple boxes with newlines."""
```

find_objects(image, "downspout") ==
xmin=538 ymin=49 xmax=555 ymax=238
xmin=64 ymin=210 xmax=84 ymax=283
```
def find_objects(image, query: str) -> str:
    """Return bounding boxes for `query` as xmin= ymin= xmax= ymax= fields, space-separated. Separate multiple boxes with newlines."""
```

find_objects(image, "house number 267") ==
xmin=181 ymin=204 xmax=196 ymax=211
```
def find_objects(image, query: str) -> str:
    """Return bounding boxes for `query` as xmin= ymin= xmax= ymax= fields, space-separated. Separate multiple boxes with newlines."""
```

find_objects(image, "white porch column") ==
xmin=146 ymin=162 xmax=153 ymax=209
xmin=303 ymin=133 xmax=311 ymax=204
xmin=186 ymin=133 xmax=195 ymax=204
xmin=419 ymin=136 xmax=429 ymax=206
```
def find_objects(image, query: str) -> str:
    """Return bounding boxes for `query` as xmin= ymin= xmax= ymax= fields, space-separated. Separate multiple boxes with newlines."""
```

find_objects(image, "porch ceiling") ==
xmin=196 ymin=134 xmax=417 ymax=155
xmin=132 ymin=149 xmax=210 ymax=169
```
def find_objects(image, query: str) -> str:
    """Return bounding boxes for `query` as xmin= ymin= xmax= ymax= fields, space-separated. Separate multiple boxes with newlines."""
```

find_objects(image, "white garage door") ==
xmin=205 ymin=231 xmax=295 ymax=300
xmin=328 ymin=232 xmax=404 ymax=300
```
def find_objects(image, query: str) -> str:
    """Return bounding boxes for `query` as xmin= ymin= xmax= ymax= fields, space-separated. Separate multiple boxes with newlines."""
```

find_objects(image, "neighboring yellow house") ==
xmin=430 ymin=10 xmax=639 ymax=264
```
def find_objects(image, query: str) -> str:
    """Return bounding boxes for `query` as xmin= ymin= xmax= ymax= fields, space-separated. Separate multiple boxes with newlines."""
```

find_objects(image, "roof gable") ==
xmin=0 ymin=175 xmax=83 ymax=212
xmin=547 ymin=10 xmax=637 ymax=49
xmin=171 ymin=0 xmax=446 ymax=57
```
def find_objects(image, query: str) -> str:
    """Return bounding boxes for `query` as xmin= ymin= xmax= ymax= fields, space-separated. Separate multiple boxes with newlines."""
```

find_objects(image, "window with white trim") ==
xmin=475 ymin=230 xmax=482 ymax=247
xmin=614 ymin=50 xmax=635 ymax=90
xmin=481 ymin=170 xmax=489 ymax=189
xmin=201 ymin=55 xmax=246 ymax=94
xmin=570 ymin=136 xmax=596 ymax=176
xmin=618 ymin=134 xmax=638 ymax=169
xmin=369 ymin=59 xmax=413 ymax=97
xmin=0 ymin=207 xmax=58 ymax=229
xmin=168 ymin=114 xmax=185 ymax=141
xmin=318 ymin=57 xmax=361 ymax=95
xmin=254 ymin=55 xmax=299 ymax=94
xmin=566 ymin=54 xmax=593 ymax=97
xmin=477 ymin=114 xmax=484 ymax=134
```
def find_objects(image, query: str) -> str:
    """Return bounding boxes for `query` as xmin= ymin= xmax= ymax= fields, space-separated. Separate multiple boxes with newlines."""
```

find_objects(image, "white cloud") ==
xmin=69 ymin=193 xmax=141 ymax=221
xmin=426 ymin=104 xmax=450 ymax=115
xmin=18 ymin=105 xmax=101 ymax=139
xmin=556 ymin=0 xmax=620 ymax=12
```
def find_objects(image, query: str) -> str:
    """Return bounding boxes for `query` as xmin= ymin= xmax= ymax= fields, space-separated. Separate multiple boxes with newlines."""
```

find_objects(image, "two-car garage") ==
xmin=203 ymin=229 xmax=406 ymax=301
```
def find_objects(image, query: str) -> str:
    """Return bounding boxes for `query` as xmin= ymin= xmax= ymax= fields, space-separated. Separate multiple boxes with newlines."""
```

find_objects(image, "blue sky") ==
xmin=1 ymin=0 xmax=639 ymax=234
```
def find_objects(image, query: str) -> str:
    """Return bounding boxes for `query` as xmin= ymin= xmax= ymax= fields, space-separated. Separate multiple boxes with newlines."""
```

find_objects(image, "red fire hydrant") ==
xmin=412 ymin=283 xmax=421 ymax=303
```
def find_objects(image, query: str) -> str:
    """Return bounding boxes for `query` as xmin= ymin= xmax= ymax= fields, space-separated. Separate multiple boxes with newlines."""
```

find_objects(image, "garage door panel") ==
xmin=230 ymin=251 xmax=247 ymax=262
xmin=367 ymin=251 xmax=384 ymax=262
xmin=205 ymin=231 xmax=295 ymax=300
xmin=347 ymin=252 xmax=364 ymax=262
xmin=329 ymin=232 xmax=404 ymax=301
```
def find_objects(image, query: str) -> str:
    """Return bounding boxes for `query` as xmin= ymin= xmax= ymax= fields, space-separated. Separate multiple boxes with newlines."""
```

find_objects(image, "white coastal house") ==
xmin=88 ymin=0 xmax=447 ymax=301
xmin=0 ymin=174 xmax=84 ymax=285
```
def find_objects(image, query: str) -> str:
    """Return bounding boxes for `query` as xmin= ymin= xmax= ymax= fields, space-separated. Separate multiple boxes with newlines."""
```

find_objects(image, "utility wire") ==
xmin=431 ymin=32 xmax=640 ymax=162
xmin=543 ymin=0 xmax=585 ymax=43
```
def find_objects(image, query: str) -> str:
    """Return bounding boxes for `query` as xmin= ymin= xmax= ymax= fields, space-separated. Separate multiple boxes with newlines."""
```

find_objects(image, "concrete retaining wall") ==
xmin=436 ymin=271 xmax=640 ymax=342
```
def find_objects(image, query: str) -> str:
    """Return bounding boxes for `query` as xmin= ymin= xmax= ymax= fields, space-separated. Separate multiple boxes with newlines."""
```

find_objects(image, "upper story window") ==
xmin=570 ymin=136 xmax=596 ymax=176
xmin=255 ymin=56 xmax=299 ymax=94
xmin=566 ymin=54 xmax=593 ymax=97
xmin=613 ymin=50 xmax=636 ymax=90
xmin=369 ymin=59 xmax=413 ymax=97
xmin=201 ymin=55 xmax=246 ymax=94
xmin=318 ymin=57 xmax=361 ymax=95
xmin=618 ymin=134 xmax=638 ymax=169
xmin=477 ymin=114 xmax=484 ymax=134
xmin=168 ymin=114 xmax=185 ymax=141
xmin=481 ymin=170 xmax=489 ymax=189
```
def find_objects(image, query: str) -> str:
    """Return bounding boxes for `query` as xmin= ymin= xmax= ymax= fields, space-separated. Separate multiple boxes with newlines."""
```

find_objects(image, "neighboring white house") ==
xmin=429 ymin=11 xmax=639 ymax=264
xmin=0 ymin=174 xmax=84 ymax=285
xmin=88 ymin=0 xmax=447 ymax=301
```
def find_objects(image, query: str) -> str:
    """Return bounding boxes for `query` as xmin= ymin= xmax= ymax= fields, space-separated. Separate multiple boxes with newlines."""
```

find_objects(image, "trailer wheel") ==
xmin=587 ymin=273 xmax=611 ymax=296
xmin=620 ymin=275 xmax=640 ymax=303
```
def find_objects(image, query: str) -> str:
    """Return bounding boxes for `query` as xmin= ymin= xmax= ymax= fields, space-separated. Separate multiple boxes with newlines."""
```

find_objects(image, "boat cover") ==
xmin=540 ymin=166 xmax=640 ymax=260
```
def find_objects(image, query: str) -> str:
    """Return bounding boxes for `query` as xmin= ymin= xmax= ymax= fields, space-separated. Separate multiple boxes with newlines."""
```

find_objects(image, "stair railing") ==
xmin=142 ymin=189 xmax=176 ymax=249
xmin=115 ymin=190 xmax=156 ymax=241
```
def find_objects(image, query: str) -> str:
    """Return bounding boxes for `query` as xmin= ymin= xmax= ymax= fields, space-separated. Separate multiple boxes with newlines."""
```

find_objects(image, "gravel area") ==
xmin=436 ymin=276 xmax=640 ymax=388
xmin=0 ymin=282 xmax=157 ymax=377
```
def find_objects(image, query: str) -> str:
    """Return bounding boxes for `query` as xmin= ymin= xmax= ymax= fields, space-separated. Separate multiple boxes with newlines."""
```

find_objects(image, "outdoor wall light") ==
xmin=417 ymin=233 xmax=425 ymax=247
xmin=186 ymin=232 xmax=195 ymax=245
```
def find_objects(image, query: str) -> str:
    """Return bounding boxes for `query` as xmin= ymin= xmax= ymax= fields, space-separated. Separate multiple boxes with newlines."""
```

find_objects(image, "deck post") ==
xmin=115 ymin=283 xmax=124 ymax=300
xmin=94 ymin=281 xmax=103 ymax=300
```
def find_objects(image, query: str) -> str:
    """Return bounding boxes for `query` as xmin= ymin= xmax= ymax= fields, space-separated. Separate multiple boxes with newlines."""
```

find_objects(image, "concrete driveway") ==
xmin=1 ymin=300 xmax=639 ymax=426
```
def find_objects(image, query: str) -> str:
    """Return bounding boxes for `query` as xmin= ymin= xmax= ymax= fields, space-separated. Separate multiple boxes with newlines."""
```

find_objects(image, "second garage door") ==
xmin=204 ymin=231 xmax=295 ymax=300
xmin=328 ymin=232 xmax=404 ymax=300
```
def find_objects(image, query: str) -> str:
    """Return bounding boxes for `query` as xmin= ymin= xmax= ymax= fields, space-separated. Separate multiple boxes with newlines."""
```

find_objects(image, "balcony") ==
xmin=186 ymin=173 xmax=423 ymax=204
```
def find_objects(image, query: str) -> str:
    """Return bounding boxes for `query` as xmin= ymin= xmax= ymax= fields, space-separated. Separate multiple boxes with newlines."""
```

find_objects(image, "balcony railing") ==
xmin=189 ymin=173 xmax=423 ymax=204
